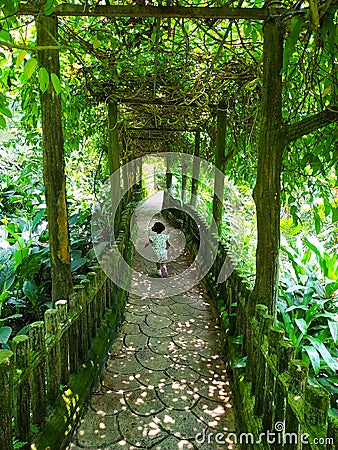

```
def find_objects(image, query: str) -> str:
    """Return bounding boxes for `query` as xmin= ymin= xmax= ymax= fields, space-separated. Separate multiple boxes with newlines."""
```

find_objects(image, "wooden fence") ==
xmin=164 ymin=195 xmax=338 ymax=450
xmin=0 ymin=199 xmax=138 ymax=450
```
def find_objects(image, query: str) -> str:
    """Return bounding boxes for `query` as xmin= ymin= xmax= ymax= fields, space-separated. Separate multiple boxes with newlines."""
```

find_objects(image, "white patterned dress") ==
xmin=149 ymin=234 xmax=169 ymax=262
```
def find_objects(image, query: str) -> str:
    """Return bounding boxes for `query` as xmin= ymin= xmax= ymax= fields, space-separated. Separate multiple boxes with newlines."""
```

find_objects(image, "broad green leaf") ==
xmin=93 ymin=38 xmax=101 ymax=49
xmin=51 ymin=73 xmax=62 ymax=95
xmin=332 ymin=207 xmax=338 ymax=223
xmin=0 ymin=115 xmax=6 ymax=128
xmin=23 ymin=280 xmax=38 ymax=304
xmin=0 ymin=326 xmax=12 ymax=344
xmin=38 ymin=67 xmax=49 ymax=93
xmin=0 ymin=29 xmax=12 ymax=43
xmin=71 ymin=257 xmax=88 ymax=272
xmin=328 ymin=320 xmax=338 ymax=344
xmin=282 ymin=16 xmax=305 ymax=73
xmin=307 ymin=336 xmax=338 ymax=371
xmin=16 ymin=50 xmax=27 ymax=68
xmin=0 ymin=106 xmax=12 ymax=118
xmin=295 ymin=318 xmax=308 ymax=334
xmin=231 ymin=356 xmax=247 ymax=369
xmin=44 ymin=0 xmax=55 ymax=15
xmin=23 ymin=58 xmax=38 ymax=80
xmin=303 ymin=346 xmax=320 ymax=374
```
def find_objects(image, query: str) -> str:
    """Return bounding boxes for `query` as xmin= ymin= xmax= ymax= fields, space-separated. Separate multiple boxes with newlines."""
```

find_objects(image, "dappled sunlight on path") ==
xmin=68 ymin=211 xmax=237 ymax=449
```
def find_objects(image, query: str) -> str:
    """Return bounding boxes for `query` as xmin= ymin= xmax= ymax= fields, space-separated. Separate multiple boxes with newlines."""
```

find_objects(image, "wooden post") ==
xmin=0 ymin=350 xmax=14 ymax=450
xmin=29 ymin=321 xmax=46 ymax=426
xmin=181 ymin=154 xmax=188 ymax=203
xmin=166 ymin=151 xmax=173 ymax=192
xmin=36 ymin=12 xmax=73 ymax=304
xmin=55 ymin=300 xmax=69 ymax=385
xmin=107 ymin=101 xmax=121 ymax=232
xmin=11 ymin=336 xmax=30 ymax=448
xmin=212 ymin=102 xmax=226 ymax=235
xmin=45 ymin=309 xmax=61 ymax=406
xmin=190 ymin=130 xmax=201 ymax=208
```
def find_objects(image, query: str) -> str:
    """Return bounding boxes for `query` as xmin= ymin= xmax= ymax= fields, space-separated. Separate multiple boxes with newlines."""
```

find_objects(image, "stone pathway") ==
xmin=68 ymin=201 xmax=237 ymax=450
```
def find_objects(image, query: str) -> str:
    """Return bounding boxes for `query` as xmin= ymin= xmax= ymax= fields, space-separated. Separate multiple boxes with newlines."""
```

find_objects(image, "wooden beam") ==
xmin=120 ymin=98 xmax=199 ymax=107
xmin=17 ymin=4 xmax=269 ymax=20
xmin=127 ymin=127 xmax=198 ymax=133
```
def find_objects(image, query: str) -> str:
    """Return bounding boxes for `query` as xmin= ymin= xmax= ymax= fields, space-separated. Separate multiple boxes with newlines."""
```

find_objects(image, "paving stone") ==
xmin=151 ymin=436 xmax=196 ymax=449
xmin=188 ymin=375 xmax=233 ymax=403
xmin=106 ymin=354 xmax=145 ymax=375
xmin=149 ymin=303 xmax=174 ymax=316
xmin=156 ymin=380 xmax=200 ymax=410
xmin=136 ymin=368 xmax=172 ymax=389
xmin=192 ymin=396 xmax=235 ymax=432
xmin=145 ymin=313 xmax=173 ymax=329
xmin=172 ymin=334 xmax=208 ymax=351
xmin=165 ymin=363 xmax=201 ymax=384
xmin=76 ymin=409 xmax=121 ymax=447
xmin=147 ymin=336 xmax=179 ymax=355
xmin=135 ymin=348 xmax=173 ymax=371
xmin=139 ymin=322 xmax=179 ymax=338
xmin=91 ymin=391 xmax=127 ymax=416
xmin=125 ymin=310 xmax=148 ymax=324
xmin=156 ymin=408 xmax=206 ymax=440
xmin=120 ymin=322 xmax=142 ymax=335
xmin=117 ymin=410 xmax=167 ymax=448
xmin=101 ymin=371 xmax=144 ymax=392
xmin=124 ymin=332 xmax=148 ymax=351
xmin=124 ymin=387 xmax=165 ymax=416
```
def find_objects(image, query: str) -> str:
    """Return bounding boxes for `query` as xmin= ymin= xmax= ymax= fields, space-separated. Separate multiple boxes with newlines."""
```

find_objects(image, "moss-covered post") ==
xmin=107 ymin=101 xmax=121 ymax=232
xmin=0 ymin=349 xmax=14 ymax=450
xmin=166 ymin=144 xmax=173 ymax=193
xmin=248 ymin=14 xmax=284 ymax=318
xmin=190 ymin=129 xmax=201 ymax=208
xmin=11 ymin=335 xmax=30 ymax=448
xmin=212 ymin=102 xmax=226 ymax=235
xmin=36 ymin=8 xmax=73 ymax=304
xmin=181 ymin=153 xmax=188 ymax=203
xmin=29 ymin=321 xmax=46 ymax=426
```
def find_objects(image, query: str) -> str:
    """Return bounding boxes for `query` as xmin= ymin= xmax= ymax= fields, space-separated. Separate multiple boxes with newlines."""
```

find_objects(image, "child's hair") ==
xmin=151 ymin=222 xmax=165 ymax=234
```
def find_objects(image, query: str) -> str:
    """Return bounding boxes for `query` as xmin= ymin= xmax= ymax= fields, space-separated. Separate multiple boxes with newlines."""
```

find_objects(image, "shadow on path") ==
xmin=68 ymin=202 xmax=237 ymax=449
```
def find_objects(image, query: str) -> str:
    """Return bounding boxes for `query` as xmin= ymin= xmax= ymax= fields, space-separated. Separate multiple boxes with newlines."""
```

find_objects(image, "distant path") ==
xmin=68 ymin=195 xmax=237 ymax=449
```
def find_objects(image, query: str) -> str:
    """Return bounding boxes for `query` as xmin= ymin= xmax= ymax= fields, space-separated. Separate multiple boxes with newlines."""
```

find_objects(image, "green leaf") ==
xmin=38 ymin=67 xmax=49 ymax=93
xmin=295 ymin=318 xmax=308 ymax=334
xmin=93 ymin=38 xmax=101 ymax=49
xmin=23 ymin=58 xmax=38 ymax=80
xmin=231 ymin=356 xmax=247 ymax=369
xmin=23 ymin=280 xmax=38 ymax=305
xmin=0 ymin=115 xmax=6 ymax=128
xmin=303 ymin=346 xmax=320 ymax=374
xmin=71 ymin=257 xmax=88 ymax=272
xmin=328 ymin=320 xmax=338 ymax=344
xmin=51 ymin=73 xmax=62 ymax=95
xmin=307 ymin=336 xmax=338 ymax=371
xmin=44 ymin=0 xmax=55 ymax=15
xmin=0 ymin=106 xmax=12 ymax=118
xmin=282 ymin=16 xmax=305 ymax=73
xmin=16 ymin=50 xmax=27 ymax=68
xmin=332 ymin=207 xmax=338 ymax=223
xmin=0 ymin=326 xmax=12 ymax=344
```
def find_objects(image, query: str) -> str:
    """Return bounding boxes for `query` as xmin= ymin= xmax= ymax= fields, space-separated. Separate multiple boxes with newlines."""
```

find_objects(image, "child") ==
xmin=144 ymin=221 xmax=171 ymax=277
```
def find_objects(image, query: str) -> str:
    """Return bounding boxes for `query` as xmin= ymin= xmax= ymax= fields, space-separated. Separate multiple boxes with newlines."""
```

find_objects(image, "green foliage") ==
xmin=277 ymin=237 xmax=338 ymax=405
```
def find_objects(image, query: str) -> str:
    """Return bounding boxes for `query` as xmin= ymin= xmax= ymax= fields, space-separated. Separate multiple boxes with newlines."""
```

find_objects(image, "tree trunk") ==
xmin=36 ymin=14 xmax=72 ymax=304
xmin=249 ymin=17 xmax=284 ymax=317
xmin=212 ymin=102 xmax=226 ymax=235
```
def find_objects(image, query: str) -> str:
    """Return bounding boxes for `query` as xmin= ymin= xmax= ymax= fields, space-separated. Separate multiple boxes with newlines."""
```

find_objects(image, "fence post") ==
xmin=0 ymin=349 xmax=14 ymax=450
xmin=29 ymin=321 xmax=46 ymax=427
xmin=55 ymin=300 xmax=69 ymax=385
xmin=11 ymin=335 xmax=30 ymax=448
xmin=45 ymin=308 xmax=61 ymax=406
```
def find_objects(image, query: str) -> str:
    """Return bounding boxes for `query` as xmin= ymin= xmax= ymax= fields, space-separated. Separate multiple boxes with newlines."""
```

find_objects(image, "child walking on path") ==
xmin=145 ymin=221 xmax=171 ymax=277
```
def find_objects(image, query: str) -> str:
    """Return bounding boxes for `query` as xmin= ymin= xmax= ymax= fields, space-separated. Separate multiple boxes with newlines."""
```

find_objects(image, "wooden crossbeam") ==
xmin=120 ymin=98 xmax=199 ymax=107
xmin=127 ymin=127 xmax=199 ymax=133
xmin=17 ymin=4 xmax=269 ymax=20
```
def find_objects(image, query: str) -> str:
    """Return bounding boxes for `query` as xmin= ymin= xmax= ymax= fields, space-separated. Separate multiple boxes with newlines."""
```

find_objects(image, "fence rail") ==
xmin=164 ymin=194 xmax=338 ymax=450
